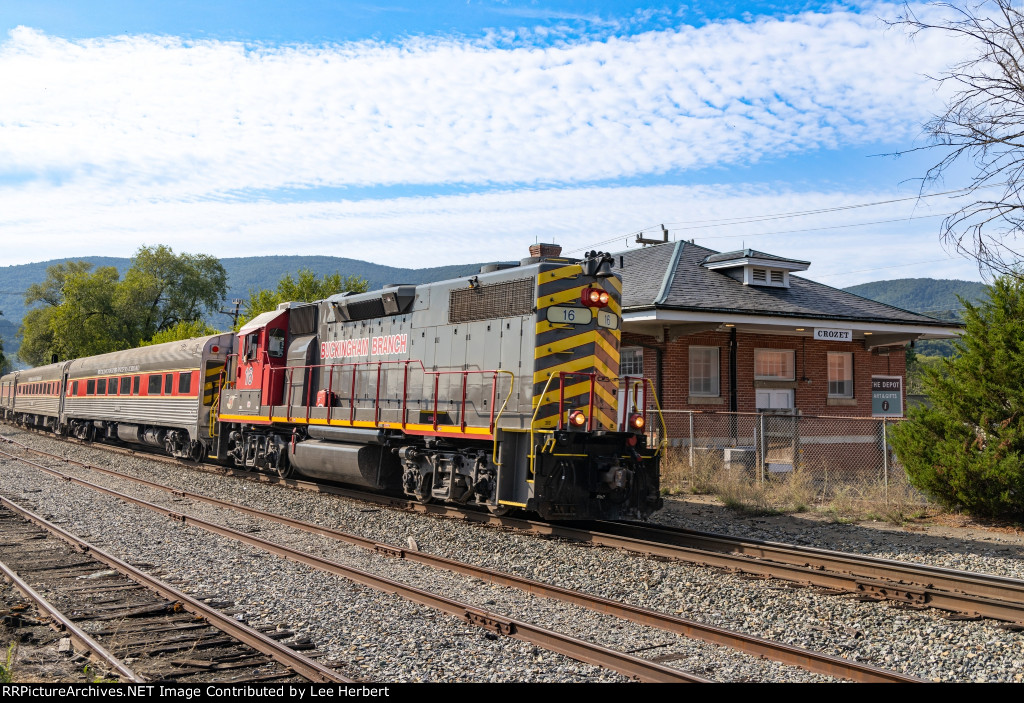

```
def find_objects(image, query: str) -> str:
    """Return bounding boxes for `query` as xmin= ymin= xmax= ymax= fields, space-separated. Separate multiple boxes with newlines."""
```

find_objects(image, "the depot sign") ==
xmin=813 ymin=328 xmax=852 ymax=342
xmin=871 ymin=376 xmax=903 ymax=417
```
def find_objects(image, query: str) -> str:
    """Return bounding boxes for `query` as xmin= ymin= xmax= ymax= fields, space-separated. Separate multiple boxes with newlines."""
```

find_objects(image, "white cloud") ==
xmin=0 ymin=3 xmax=961 ymax=197
xmin=0 ymin=2 xmax=982 ymax=285
xmin=0 ymin=180 xmax=981 ymax=287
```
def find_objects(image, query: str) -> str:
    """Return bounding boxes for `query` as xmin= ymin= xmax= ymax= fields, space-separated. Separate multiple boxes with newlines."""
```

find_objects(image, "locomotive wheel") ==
xmin=413 ymin=473 xmax=434 ymax=504
xmin=276 ymin=460 xmax=295 ymax=480
xmin=487 ymin=504 xmax=512 ymax=517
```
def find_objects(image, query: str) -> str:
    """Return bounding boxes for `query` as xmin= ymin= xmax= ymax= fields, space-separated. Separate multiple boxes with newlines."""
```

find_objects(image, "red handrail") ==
xmin=228 ymin=357 xmax=510 ymax=436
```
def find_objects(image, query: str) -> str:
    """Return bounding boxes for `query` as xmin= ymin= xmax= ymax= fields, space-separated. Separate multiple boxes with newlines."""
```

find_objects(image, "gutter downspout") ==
xmin=729 ymin=326 xmax=738 ymax=413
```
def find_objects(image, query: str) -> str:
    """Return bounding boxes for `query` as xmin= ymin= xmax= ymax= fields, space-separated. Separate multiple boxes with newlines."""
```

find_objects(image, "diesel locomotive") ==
xmin=1 ymin=248 xmax=665 ymax=521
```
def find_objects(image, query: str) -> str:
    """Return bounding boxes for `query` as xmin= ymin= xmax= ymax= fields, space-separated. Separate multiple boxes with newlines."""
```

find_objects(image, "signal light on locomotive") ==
xmin=628 ymin=413 xmax=645 ymax=431
xmin=581 ymin=287 xmax=610 ymax=308
xmin=569 ymin=409 xmax=588 ymax=428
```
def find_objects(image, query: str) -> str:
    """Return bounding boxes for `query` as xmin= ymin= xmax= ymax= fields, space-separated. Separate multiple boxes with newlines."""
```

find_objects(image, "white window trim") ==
xmin=753 ymin=348 xmax=795 ymax=381
xmin=689 ymin=346 xmax=720 ymax=397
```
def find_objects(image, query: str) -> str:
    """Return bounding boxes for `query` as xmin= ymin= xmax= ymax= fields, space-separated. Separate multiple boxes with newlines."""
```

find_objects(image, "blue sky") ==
xmin=0 ymin=1 xmax=989 ymax=287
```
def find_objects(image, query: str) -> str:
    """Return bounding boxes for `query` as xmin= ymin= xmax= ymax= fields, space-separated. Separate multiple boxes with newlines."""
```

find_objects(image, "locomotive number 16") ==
xmin=546 ymin=306 xmax=592 ymax=325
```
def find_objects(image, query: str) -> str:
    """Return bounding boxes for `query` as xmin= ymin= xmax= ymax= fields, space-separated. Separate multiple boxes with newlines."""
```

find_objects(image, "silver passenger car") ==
xmin=63 ymin=334 xmax=233 ymax=458
xmin=4 ymin=362 xmax=70 ymax=430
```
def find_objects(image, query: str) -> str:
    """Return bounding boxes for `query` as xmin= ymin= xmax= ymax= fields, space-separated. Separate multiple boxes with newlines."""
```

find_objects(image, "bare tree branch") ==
xmin=894 ymin=1 xmax=1024 ymax=275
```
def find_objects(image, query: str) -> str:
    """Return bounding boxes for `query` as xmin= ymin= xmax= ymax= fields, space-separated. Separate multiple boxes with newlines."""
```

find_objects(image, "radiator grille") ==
xmin=449 ymin=278 xmax=534 ymax=323
xmin=346 ymin=298 xmax=387 ymax=321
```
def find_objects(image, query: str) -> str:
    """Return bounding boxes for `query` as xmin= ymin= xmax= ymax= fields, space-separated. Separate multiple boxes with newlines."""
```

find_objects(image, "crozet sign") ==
xmin=813 ymin=328 xmax=852 ymax=342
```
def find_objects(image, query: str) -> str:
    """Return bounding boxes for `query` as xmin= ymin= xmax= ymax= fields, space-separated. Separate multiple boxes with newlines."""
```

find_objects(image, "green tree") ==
xmin=17 ymin=247 xmax=228 ymax=364
xmin=237 ymin=268 xmax=368 ymax=329
xmin=889 ymin=275 xmax=1024 ymax=517
xmin=122 ymin=245 xmax=227 ymax=341
xmin=142 ymin=320 xmax=222 ymax=346
xmin=17 ymin=261 xmax=94 ymax=366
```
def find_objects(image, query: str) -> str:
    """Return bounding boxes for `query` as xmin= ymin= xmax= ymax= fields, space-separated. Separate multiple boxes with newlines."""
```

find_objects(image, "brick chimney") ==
xmin=529 ymin=243 xmax=562 ymax=258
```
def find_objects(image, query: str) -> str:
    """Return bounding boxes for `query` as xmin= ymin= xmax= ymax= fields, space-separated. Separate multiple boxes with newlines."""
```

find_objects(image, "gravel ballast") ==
xmin=1 ymin=426 xmax=1022 ymax=683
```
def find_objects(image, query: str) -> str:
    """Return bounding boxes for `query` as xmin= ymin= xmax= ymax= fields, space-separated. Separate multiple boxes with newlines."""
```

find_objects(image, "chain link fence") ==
xmin=654 ymin=410 xmax=925 ymax=504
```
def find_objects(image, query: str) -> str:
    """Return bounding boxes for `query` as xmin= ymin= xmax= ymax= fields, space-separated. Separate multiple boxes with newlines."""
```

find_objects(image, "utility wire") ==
xmin=566 ymin=182 xmax=1002 ymax=254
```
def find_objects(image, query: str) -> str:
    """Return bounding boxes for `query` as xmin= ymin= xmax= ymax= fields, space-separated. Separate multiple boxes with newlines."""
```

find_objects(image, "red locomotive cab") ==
xmin=236 ymin=310 xmax=289 ymax=407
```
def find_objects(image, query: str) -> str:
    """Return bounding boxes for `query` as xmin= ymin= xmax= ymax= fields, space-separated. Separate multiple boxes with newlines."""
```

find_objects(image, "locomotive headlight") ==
xmin=569 ymin=409 xmax=588 ymax=427
xmin=581 ymin=287 xmax=610 ymax=308
xmin=629 ymin=413 xmax=645 ymax=431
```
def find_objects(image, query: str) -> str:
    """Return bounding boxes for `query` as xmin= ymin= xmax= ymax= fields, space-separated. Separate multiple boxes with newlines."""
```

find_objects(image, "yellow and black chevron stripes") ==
xmin=531 ymin=350 xmax=619 ymax=430
xmin=203 ymin=363 xmax=224 ymax=406
xmin=531 ymin=264 xmax=624 ymax=431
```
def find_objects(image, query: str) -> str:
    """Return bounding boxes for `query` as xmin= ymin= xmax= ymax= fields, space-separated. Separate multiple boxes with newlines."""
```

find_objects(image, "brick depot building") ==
xmin=607 ymin=241 xmax=959 ymax=432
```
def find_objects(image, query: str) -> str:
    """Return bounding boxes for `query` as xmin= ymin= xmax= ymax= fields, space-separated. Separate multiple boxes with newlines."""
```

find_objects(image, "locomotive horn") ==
xmin=582 ymin=251 xmax=615 ymax=278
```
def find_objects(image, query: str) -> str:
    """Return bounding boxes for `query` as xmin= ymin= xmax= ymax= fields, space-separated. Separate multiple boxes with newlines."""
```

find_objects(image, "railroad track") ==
xmin=0 ymin=498 xmax=349 ymax=684
xmin=7 ymin=425 xmax=1024 ymax=629
xmin=0 ymin=432 xmax=923 ymax=683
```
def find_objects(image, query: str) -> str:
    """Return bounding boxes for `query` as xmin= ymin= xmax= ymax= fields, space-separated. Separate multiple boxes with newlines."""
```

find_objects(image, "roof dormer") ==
xmin=701 ymin=249 xmax=810 ymax=288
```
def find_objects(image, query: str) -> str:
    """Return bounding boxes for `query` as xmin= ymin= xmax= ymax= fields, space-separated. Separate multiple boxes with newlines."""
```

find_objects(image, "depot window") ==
xmin=689 ymin=346 xmax=720 ymax=397
xmin=620 ymin=347 xmax=644 ymax=376
xmin=828 ymin=352 xmax=854 ymax=398
xmin=754 ymin=349 xmax=795 ymax=381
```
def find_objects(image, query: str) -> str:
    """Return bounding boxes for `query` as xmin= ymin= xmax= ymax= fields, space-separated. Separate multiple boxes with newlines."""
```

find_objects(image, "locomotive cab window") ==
xmin=245 ymin=332 xmax=259 ymax=361
xmin=178 ymin=371 xmax=191 ymax=394
xmin=267 ymin=329 xmax=285 ymax=358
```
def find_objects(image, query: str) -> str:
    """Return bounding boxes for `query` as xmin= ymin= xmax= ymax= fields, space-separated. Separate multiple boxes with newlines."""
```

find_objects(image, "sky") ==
xmin=0 ymin=1 xmax=996 ymax=288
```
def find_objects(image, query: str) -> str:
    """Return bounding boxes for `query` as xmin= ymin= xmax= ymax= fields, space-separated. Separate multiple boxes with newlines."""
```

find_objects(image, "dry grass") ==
xmin=661 ymin=446 xmax=931 ymax=523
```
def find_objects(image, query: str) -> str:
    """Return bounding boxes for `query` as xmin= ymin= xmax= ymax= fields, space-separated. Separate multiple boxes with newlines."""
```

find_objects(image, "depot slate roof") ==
xmin=616 ymin=241 xmax=952 ymax=326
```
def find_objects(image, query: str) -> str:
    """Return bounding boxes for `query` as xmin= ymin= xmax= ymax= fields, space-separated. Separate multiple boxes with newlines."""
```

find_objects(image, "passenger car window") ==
xmin=178 ymin=371 xmax=191 ymax=394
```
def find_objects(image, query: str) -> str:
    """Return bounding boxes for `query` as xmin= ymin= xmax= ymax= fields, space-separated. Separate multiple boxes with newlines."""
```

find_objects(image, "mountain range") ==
xmin=0 ymin=256 xmax=986 ymax=366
